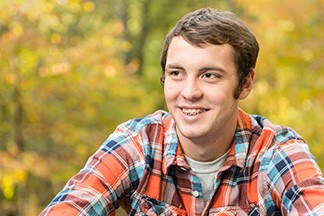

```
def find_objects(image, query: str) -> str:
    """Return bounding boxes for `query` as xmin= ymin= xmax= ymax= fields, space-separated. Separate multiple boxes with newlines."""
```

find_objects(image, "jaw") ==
xmin=174 ymin=106 xmax=239 ymax=162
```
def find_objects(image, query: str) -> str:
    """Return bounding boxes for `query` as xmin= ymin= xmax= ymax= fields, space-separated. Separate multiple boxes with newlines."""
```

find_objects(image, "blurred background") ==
xmin=0 ymin=0 xmax=323 ymax=215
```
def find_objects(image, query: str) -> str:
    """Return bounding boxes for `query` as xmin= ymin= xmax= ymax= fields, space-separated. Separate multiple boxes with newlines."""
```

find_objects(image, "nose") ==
xmin=181 ymin=78 xmax=202 ymax=101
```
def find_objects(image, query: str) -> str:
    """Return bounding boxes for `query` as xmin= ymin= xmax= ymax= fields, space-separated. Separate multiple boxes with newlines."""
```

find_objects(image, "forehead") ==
xmin=166 ymin=36 xmax=235 ymax=70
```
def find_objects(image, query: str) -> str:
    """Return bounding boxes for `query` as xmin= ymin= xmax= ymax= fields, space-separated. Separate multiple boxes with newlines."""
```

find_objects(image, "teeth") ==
xmin=182 ymin=109 xmax=205 ymax=116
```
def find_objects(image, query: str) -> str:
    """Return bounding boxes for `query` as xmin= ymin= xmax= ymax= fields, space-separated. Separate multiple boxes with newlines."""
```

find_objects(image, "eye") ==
xmin=166 ymin=70 xmax=184 ymax=80
xmin=202 ymin=73 xmax=215 ymax=78
xmin=202 ymin=72 xmax=221 ymax=79
xmin=200 ymin=72 xmax=223 ymax=83
xmin=170 ymin=70 xmax=181 ymax=76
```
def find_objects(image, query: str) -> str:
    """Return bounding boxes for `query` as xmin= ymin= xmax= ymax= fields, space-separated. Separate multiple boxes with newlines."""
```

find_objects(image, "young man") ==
xmin=40 ymin=8 xmax=324 ymax=215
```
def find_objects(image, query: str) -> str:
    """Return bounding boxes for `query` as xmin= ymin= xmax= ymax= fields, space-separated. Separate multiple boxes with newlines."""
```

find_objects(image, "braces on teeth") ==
xmin=183 ymin=109 xmax=204 ymax=116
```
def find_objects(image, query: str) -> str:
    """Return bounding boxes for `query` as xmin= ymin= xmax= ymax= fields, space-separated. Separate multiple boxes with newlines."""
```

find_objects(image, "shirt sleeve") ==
xmin=266 ymin=139 xmax=324 ymax=215
xmin=39 ymin=127 xmax=144 ymax=216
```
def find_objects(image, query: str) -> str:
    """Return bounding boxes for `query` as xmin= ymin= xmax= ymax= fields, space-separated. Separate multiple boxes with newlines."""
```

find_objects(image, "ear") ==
xmin=239 ymin=69 xmax=255 ymax=100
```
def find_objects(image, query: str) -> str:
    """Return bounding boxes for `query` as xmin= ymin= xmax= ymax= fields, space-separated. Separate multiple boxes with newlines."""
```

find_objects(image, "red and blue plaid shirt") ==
xmin=40 ymin=109 xmax=324 ymax=215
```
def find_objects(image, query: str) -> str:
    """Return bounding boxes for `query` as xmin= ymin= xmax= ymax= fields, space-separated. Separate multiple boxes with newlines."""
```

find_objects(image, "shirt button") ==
xmin=192 ymin=190 xmax=199 ymax=197
xmin=180 ymin=167 xmax=187 ymax=171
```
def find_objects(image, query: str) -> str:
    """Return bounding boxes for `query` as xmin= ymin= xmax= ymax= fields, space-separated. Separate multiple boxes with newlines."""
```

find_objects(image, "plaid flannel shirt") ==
xmin=40 ymin=109 xmax=324 ymax=215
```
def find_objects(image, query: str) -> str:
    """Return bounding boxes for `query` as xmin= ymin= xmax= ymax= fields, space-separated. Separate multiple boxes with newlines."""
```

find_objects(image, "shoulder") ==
xmin=249 ymin=114 xmax=320 ymax=177
xmin=251 ymin=116 xmax=324 ymax=214
xmin=89 ymin=110 xmax=171 ymax=173
xmin=101 ymin=110 xmax=171 ymax=151
xmin=237 ymin=109 xmax=305 ymax=153
xmin=244 ymin=113 xmax=312 ymax=171
xmin=250 ymin=114 xmax=305 ymax=148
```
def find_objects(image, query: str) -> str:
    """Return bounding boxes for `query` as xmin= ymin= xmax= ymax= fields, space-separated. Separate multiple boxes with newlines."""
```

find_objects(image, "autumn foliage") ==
xmin=0 ymin=0 xmax=323 ymax=215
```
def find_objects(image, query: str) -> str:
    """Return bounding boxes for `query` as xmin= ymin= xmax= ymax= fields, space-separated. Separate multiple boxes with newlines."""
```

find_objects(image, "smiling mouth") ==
xmin=182 ymin=108 xmax=207 ymax=116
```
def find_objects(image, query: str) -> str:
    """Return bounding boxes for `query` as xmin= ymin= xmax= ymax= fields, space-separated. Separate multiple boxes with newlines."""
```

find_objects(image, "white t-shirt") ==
xmin=184 ymin=151 xmax=229 ymax=203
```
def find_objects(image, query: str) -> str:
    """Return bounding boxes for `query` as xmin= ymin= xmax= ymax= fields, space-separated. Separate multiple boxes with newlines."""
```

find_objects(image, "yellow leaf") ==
xmin=15 ymin=170 xmax=27 ymax=183
xmin=83 ymin=1 xmax=95 ymax=12
xmin=2 ymin=175 xmax=14 ymax=199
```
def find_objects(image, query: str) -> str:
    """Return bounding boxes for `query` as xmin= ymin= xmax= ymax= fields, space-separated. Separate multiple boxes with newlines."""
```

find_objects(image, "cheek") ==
xmin=210 ymin=94 xmax=227 ymax=105
xmin=164 ymin=81 xmax=179 ymax=101
xmin=205 ymin=85 xmax=234 ymax=104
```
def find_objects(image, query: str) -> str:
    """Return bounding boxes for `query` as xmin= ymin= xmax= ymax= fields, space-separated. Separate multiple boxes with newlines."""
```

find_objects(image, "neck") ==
xmin=180 ymin=131 xmax=235 ymax=162
xmin=178 ymin=113 xmax=237 ymax=162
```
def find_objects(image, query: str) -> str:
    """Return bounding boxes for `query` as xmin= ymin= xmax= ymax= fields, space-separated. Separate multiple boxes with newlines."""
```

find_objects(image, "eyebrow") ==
xmin=166 ymin=64 xmax=226 ymax=73
xmin=198 ymin=65 xmax=226 ymax=73
xmin=165 ymin=64 xmax=184 ymax=70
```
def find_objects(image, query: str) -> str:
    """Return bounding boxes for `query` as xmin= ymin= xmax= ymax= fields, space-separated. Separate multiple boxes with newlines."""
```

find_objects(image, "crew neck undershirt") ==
xmin=184 ymin=151 xmax=229 ymax=203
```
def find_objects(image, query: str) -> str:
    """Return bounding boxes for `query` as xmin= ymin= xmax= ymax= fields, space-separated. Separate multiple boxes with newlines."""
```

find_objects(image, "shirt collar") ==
xmin=225 ymin=108 xmax=253 ymax=171
xmin=161 ymin=115 xmax=190 ymax=175
xmin=161 ymin=108 xmax=253 ymax=175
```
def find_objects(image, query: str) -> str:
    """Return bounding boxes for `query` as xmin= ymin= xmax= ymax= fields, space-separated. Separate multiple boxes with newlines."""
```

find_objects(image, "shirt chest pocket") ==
xmin=137 ymin=196 xmax=187 ymax=216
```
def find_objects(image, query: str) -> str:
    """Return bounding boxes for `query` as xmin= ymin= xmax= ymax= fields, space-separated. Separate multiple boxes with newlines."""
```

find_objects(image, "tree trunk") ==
xmin=10 ymin=53 xmax=24 ymax=153
xmin=135 ymin=0 xmax=152 ymax=77
xmin=10 ymin=48 xmax=27 ymax=216
xmin=120 ymin=0 xmax=132 ymax=66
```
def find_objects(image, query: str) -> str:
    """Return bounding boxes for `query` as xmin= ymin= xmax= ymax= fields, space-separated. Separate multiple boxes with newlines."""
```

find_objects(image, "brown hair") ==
xmin=160 ymin=8 xmax=259 ymax=99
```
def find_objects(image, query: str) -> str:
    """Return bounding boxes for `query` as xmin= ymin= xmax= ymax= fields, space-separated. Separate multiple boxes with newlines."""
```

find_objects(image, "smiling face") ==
xmin=164 ymin=36 xmax=253 ymax=158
